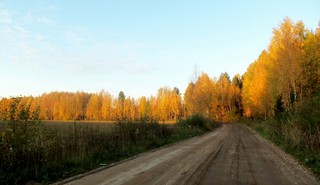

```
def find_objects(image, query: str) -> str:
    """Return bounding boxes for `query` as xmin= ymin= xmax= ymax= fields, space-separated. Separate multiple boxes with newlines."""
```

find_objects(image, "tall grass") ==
xmin=0 ymin=99 xmax=215 ymax=185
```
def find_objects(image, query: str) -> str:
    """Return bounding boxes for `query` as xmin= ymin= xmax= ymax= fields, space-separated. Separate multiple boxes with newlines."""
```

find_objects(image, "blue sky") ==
xmin=0 ymin=0 xmax=319 ymax=98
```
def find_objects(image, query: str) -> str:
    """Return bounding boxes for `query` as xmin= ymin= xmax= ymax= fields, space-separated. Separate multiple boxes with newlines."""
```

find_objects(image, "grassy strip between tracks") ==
xmin=243 ymin=119 xmax=320 ymax=179
xmin=0 ymin=114 xmax=216 ymax=185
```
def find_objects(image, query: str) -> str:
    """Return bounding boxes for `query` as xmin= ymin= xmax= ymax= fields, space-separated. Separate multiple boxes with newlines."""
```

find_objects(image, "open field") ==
xmin=43 ymin=120 xmax=113 ymax=124
xmin=41 ymin=120 xmax=115 ymax=132
xmin=0 ymin=120 xmax=175 ymax=133
xmin=42 ymin=120 xmax=176 ymax=126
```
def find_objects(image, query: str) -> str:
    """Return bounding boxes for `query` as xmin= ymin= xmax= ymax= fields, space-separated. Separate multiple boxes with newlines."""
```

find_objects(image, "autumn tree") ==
xmin=149 ymin=96 xmax=159 ymax=121
xmin=232 ymin=74 xmax=242 ymax=89
xmin=300 ymin=26 xmax=320 ymax=98
xmin=269 ymin=18 xmax=306 ymax=109
xmin=184 ymin=82 xmax=196 ymax=117
xmin=0 ymin=98 xmax=12 ymax=120
xmin=184 ymin=73 xmax=215 ymax=118
xmin=231 ymin=74 xmax=243 ymax=115
xmin=170 ymin=87 xmax=182 ymax=121
xmin=211 ymin=73 xmax=242 ymax=120
xmin=123 ymin=97 xmax=137 ymax=121
xmin=86 ymin=94 xmax=102 ymax=120
xmin=157 ymin=87 xmax=171 ymax=121
xmin=213 ymin=73 xmax=231 ymax=120
xmin=115 ymin=91 xmax=126 ymax=120
xmin=137 ymin=96 xmax=151 ymax=120
xmin=39 ymin=93 xmax=54 ymax=120
xmin=101 ymin=91 xmax=113 ymax=120
xmin=242 ymin=18 xmax=318 ymax=119
xmin=242 ymin=51 xmax=275 ymax=118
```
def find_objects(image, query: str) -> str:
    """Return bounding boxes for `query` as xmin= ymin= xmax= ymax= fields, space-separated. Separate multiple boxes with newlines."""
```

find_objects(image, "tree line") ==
xmin=0 ymin=75 xmax=241 ymax=122
xmin=0 ymin=88 xmax=181 ymax=122
xmin=242 ymin=18 xmax=320 ymax=120
xmin=0 ymin=18 xmax=319 ymax=123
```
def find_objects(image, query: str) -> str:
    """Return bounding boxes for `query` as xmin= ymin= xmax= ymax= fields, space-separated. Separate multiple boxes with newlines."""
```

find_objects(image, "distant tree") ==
xmin=242 ymin=51 xmax=274 ymax=119
xmin=118 ymin=91 xmax=125 ymax=102
xmin=184 ymin=82 xmax=196 ymax=117
xmin=116 ymin=91 xmax=126 ymax=120
xmin=184 ymin=73 xmax=214 ymax=118
xmin=149 ymin=96 xmax=159 ymax=121
xmin=157 ymin=87 xmax=171 ymax=121
xmin=173 ymin=87 xmax=180 ymax=95
xmin=214 ymin=72 xmax=234 ymax=120
xmin=86 ymin=94 xmax=102 ymax=120
xmin=170 ymin=87 xmax=182 ymax=121
xmin=101 ymin=91 xmax=113 ymax=120
xmin=232 ymin=74 xmax=242 ymax=89
xmin=123 ymin=97 xmax=136 ymax=121
xmin=137 ymin=96 xmax=150 ymax=120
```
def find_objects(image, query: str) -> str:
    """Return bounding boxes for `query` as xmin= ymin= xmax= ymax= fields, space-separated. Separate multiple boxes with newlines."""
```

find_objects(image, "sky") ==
xmin=0 ymin=0 xmax=319 ymax=99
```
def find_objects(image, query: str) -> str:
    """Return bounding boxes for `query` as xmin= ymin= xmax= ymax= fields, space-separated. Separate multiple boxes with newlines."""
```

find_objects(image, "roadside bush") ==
xmin=0 ymin=97 xmax=46 ymax=184
xmin=177 ymin=114 xmax=214 ymax=131
xmin=293 ymin=95 xmax=320 ymax=132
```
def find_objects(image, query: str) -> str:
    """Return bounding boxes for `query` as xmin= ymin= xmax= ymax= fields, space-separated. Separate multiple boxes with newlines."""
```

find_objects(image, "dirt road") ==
xmin=59 ymin=124 xmax=319 ymax=185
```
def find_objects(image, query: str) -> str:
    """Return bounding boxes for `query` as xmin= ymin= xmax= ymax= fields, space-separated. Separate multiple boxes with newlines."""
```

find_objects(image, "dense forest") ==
xmin=242 ymin=18 xmax=320 ymax=120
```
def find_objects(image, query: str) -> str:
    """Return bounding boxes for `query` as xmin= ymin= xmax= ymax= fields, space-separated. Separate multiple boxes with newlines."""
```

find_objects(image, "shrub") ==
xmin=0 ymin=97 xmax=46 ymax=184
xmin=293 ymin=95 xmax=320 ymax=131
xmin=177 ymin=114 xmax=213 ymax=131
